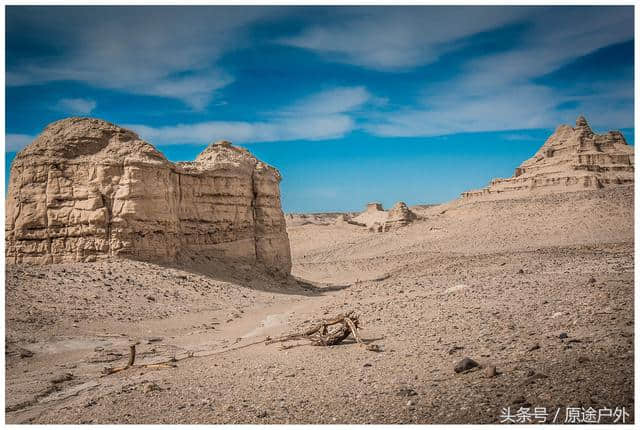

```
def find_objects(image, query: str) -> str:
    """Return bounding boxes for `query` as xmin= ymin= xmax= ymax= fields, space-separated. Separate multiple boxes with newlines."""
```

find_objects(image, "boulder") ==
xmin=5 ymin=117 xmax=291 ymax=275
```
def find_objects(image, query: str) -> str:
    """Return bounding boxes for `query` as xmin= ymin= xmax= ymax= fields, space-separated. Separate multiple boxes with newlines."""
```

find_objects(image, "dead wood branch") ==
xmin=101 ymin=344 xmax=137 ymax=376
xmin=101 ymin=343 xmax=179 ymax=377
xmin=126 ymin=344 xmax=136 ymax=367
xmin=265 ymin=311 xmax=380 ymax=350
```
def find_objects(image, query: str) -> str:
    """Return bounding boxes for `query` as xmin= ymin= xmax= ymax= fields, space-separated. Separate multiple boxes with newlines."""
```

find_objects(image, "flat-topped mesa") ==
xmin=461 ymin=116 xmax=634 ymax=199
xmin=366 ymin=202 xmax=383 ymax=211
xmin=352 ymin=202 xmax=388 ymax=228
xmin=6 ymin=117 xmax=292 ymax=275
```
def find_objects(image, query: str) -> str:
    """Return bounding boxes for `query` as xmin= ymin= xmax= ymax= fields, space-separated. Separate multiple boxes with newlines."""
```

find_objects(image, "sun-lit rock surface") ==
xmin=5 ymin=117 xmax=291 ymax=274
xmin=462 ymin=116 xmax=634 ymax=199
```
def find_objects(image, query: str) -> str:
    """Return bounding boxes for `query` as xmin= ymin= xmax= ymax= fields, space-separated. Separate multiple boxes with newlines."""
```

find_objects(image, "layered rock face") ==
xmin=383 ymin=202 xmax=417 ymax=231
xmin=461 ymin=116 xmax=634 ymax=199
xmin=6 ymin=118 xmax=291 ymax=274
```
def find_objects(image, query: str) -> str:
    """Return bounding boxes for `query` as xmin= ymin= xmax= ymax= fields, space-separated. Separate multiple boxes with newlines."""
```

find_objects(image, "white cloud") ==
xmin=128 ymin=115 xmax=354 ymax=145
xmin=280 ymin=86 xmax=371 ymax=116
xmin=502 ymin=133 xmax=539 ymax=142
xmin=361 ymin=7 xmax=633 ymax=136
xmin=6 ymin=134 xmax=35 ymax=152
xmin=55 ymin=98 xmax=97 ymax=115
xmin=6 ymin=7 xmax=275 ymax=109
xmin=280 ymin=7 xmax=529 ymax=70
xmin=126 ymin=86 xmax=371 ymax=145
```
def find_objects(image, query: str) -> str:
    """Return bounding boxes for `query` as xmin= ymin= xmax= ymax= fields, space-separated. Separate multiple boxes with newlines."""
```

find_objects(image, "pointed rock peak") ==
xmin=388 ymin=202 xmax=416 ymax=219
xmin=460 ymin=116 xmax=633 ymax=200
xmin=214 ymin=140 xmax=233 ymax=147
xmin=576 ymin=115 xmax=590 ymax=129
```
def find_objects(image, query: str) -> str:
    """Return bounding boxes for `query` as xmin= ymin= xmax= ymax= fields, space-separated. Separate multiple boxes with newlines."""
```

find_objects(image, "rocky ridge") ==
xmin=461 ymin=116 xmax=634 ymax=199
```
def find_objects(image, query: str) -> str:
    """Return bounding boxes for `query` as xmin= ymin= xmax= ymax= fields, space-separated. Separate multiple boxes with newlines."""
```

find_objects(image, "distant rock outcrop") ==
xmin=352 ymin=202 xmax=389 ymax=227
xmin=6 ymin=117 xmax=291 ymax=275
xmin=461 ymin=116 xmax=634 ymax=199
xmin=351 ymin=201 xmax=417 ymax=232
xmin=383 ymin=202 xmax=417 ymax=231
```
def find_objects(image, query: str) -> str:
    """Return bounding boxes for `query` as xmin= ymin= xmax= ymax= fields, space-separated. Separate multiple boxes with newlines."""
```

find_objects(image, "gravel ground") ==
xmin=5 ymin=186 xmax=634 ymax=424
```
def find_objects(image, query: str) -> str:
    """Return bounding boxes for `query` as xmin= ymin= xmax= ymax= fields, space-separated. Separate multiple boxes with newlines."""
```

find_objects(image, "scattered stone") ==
xmin=588 ymin=277 xmax=596 ymax=284
xmin=142 ymin=382 xmax=160 ymax=393
xmin=49 ymin=372 xmax=74 ymax=384
xmin=527 ymin=343 xmax=540 ymax=352
xmin=397 ymin=387 xmax=418 ymax=397
xmin=558 ymin=332 xmax=569 ymax=339
xmin=256 ymin=410 xmax=268 ymax=418
xmin=511 ymin=396 xmax=531 ymax=407
xmin=448 ymin=345 xmax=464 ymax=355
xmin=18 ymin=347 xmax=34 ymax=358
xmin=407 ymin=400 xmax=415 ymax=407
xmin=485 ymin=366 xmax=497 ymax=378
xmin=523 ymin=372 xmax=548 ymax=385
xmin=517 ymin=269 xmax=525 ymax=274
xmin=454 ymin=357 xmax=479 ymax=373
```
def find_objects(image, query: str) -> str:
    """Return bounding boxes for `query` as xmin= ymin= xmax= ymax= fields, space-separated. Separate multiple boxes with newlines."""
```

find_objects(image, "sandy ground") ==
xmin=5 ymin=185 xmax=634 ymax=424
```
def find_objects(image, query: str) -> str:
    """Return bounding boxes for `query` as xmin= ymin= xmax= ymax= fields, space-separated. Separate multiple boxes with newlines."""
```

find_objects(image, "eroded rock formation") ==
xmin=383 ymin=202 xmax=417 ymax=231
xmin=351 ymin=201 xmax=417 ymax=232
xmin=461 ymin=116 xmax=634 ymax=199
xmin=6 ymin=117 xmax=291 ymax=274
xmin=352 ymin=202 xmax=389 ymax=228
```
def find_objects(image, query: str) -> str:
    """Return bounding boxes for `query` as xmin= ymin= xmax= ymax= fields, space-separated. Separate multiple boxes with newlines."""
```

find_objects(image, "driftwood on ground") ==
xmin=101 ymin=310 xmax=380 ymax=377
xmin=266 ymin=310 xmax=380 ymax=351
xmin=101 ymin=344 xmax=177 ymax=376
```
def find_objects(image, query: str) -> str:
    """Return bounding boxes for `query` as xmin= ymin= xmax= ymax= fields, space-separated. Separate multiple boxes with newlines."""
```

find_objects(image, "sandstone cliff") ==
xmin=461 ymin=116 xmax=634 ymax=199
xmin=6 ymin=118 xmax=292 ymax=274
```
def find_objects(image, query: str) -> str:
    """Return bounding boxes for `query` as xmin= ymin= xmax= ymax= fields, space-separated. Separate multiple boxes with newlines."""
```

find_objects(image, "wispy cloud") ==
xmin=361 ymin=7 xmax=633 ymax=136
xmin=279 ymin=86 xmax=371 ymax=116
xmin=6 ymin=134 xmax=35 ymax=152
xmin=280 ymin=7 xmax=528 ymax=70
xmin=126 ymin=86 xmax=372 ymax=145
xmin=6 ymin=7 xmax=273 ymax=110
xmin=5 ymin=6 xmax=633 ymax=141
xmin=55 ymin=98 xmax=97 ymax=115
xmin=501 ymin=133 xmax=540 ymax=142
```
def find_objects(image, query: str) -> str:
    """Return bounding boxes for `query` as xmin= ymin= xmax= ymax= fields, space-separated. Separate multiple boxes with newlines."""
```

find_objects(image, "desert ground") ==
xmin=5 ymin=185 xmax=634 ymax=424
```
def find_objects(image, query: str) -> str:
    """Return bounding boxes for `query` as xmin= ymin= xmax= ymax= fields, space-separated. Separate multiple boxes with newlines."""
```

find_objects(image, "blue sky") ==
xmin=5 ymin=6 xmax=634 ymax=212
